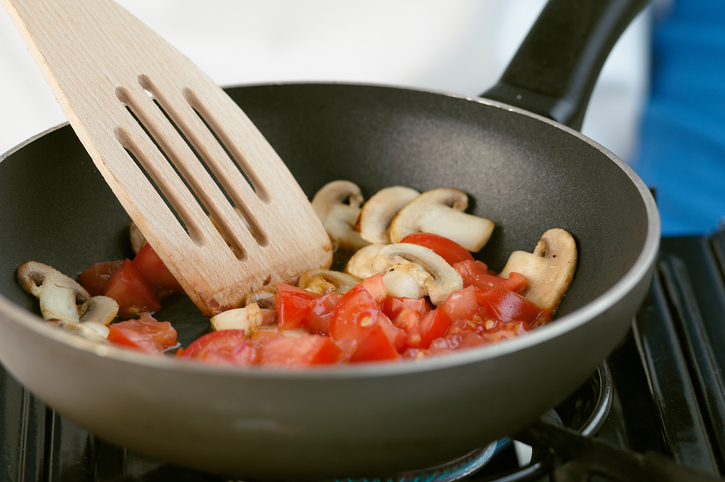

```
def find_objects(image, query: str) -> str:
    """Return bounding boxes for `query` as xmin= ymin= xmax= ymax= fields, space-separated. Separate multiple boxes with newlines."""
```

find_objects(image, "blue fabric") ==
xmin=632 ymin=0 xmax=725 ymax=235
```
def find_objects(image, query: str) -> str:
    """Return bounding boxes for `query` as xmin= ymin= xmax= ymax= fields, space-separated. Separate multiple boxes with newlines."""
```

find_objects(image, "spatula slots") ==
xmin=1 ymin=0 xmax=333 ymax=315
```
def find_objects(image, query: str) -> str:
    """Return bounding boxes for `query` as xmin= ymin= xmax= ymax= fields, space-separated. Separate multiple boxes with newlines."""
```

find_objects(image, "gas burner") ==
xmin=331 ymin=363 xmax=613 ymax=482
xmin=328 ymin=443 xmax=499 ymax=482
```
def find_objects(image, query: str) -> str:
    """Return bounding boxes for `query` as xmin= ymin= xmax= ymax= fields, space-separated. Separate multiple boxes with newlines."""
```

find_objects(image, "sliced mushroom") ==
xmin=243 ymin=287 xmax=278 ymax=310
xmin=381 ymin=269 xmax=424 ymax=299
xmin=129 ymin=221 xmax=147 ymax=254
xmin=389 ymin=188 xmax=494 ymax=252
xmin=17 ymin=261 xmax=90 ymax=323
xmin=55 ymin=320 xmax=110 ymax=342
xmin=311 ymin=180 xmax=370 ymax=251
xmin=498 ymin=228 xmax=577 ymax=311
xmin=345 ymin=244 xmax=385 ymax=279
xmin=356 ymin=186 xmax=420 ymax=244
xmin=79 ymin=321 xmax=111 ymax=339
xmin=297 ymin=269 xmax=361 ymax=295
xmin=210 ymin=303 xmax=277 ymax=334
xmin=372 ymin=243 xmax=463 ymax=306
xmin=79 ymin=296 xmax=119 ymax=326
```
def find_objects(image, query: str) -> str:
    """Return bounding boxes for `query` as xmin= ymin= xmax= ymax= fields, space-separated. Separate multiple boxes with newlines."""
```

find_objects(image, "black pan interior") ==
xmin=0 ymin=84 xmax=648 ymax=344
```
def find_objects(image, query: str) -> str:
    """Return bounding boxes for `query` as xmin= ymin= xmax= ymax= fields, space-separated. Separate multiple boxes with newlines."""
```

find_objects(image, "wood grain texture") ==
xmin=1 ymin=0 xmax=332 ymax=315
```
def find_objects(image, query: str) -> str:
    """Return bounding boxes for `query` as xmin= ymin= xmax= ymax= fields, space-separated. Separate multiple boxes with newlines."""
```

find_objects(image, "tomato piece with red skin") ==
xmin=349 ymin=324 xmax=401 ymax=363
xmin=400 ymin=233 xmax=474 ymax=266
xmin=132 ymin=243 xmax=183 ymax=298
xmin=304 ymin=291 xmax=342 ymax=335
xmin=79 ymin=260 xmax=124 ymax=297
xmin=329 ymin=284 xmax=405 ymax=350
xmin=390 ymin=307 xmax=423 ymax=348
xmin=380 ymin=297 xmax=429 ymax=320
xmin=401 ymin=347 xmax=430 ymax=360
xmin=176 ymin=329 xmax=255 ymax=365
xmin=440 ymin=287 xmax=487 ymax=322
xmin=334 ymin=338 xmax=358 ymax=363
xmin=248 ymin=328 xmax=285 ymax=351
xmin=499 ymin=272 xmax=528 ymax=294
xmin=104 ymin=259 xmax=161 ymax=317
xmin=257 ymin=334 xmax=343 ymax=367
xmin=474 ymin=288 xmax=551 ymax=325
xmin=107 ymin=313 xmax=177 ymax=355
xmin=454 ymin=260 xmax=528 ymax=294
xmin=381 ymin=297 xmax=430 ymax=349
xmin=419 ymin=307 xmax=452 ymax=349
xmin=275 ymin=283 xmax=321 ymax=330
xmin=361 ymin=273 xmax=386 ymax=306
xmin=329 ymin=284 xmax=385 ymax=343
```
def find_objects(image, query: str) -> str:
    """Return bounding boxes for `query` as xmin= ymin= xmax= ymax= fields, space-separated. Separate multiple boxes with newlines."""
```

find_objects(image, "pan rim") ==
xmin=0 ymin=81 xmax=660 ymax=379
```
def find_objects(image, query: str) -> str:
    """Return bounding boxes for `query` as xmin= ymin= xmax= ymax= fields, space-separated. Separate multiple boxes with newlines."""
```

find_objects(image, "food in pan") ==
xmin=17 ymin=181 xmax=577 ymax=366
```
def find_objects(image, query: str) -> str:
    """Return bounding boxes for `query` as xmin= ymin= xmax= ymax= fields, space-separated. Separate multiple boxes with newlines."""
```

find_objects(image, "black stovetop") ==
xmin=3 ymin=230 xmax=725 ymax=482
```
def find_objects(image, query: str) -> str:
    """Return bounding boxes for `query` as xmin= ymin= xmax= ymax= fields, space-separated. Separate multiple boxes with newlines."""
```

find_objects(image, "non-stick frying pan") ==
xmin=0 ymin=0 xmax=657 ymax=479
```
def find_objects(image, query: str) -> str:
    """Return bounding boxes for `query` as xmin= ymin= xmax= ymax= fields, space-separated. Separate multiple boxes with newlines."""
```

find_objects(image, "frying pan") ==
xmin=0 ymin=0 xmax=657 ymax=479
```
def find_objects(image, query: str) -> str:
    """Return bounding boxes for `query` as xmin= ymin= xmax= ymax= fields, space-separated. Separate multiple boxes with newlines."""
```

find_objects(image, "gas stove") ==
xmin=2 ymin=230 xmax=725 ymax=482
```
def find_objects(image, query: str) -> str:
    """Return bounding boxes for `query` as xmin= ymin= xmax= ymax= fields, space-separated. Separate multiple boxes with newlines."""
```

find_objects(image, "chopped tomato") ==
xmin=482 ymin=321 xmax=530 ymax=343
xmin=107 ymin=313 xmax=177 ymax=355
xmin=361 ymin=273 xmax=386 ymax=306
xmin=176 ymin=329 xmax=255 ymax=365
xmin=249 ymin=327 xmax=284 ymax=344
xmin=440 ymin=287 xmax=487 ymax=322
xmin=257 ymin=334 xmax=343 ymax=367
xmin=329 ymin=284 xmax=405 ymax=350
xmin=104 ymin=259 xmax=161 ymax=317
xmin=334 ymin=338 xmax=358 ymax=363
xmin=381 ymin=297 xmax=430 ymax=349
xmin=79 ymin=260 xmax=124 ymax=296
xmin=349 ymin=324 xmax=401 ymax=363
xmin=275 ymin=283 xmax=321 ymax=330
xmin=474 ymin=288 xmax=551 ymax=325
xmin=304 ymin=291 xmax=342 ymax=335
xmin=400 ymin=233 xmax=474 ymax=266
xmin=419 ymin=307 xmax=452 ymax=349
xmin=132 ymin=243 xmax=183 ymax=298
xmin=454 ymin=260 xmax=528 ymax=294
xmin=380 ymin=297 xmax=429 ymax=320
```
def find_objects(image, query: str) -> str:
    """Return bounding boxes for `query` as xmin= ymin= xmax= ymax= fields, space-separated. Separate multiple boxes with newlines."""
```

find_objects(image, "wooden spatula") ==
xmin=2 ymin=0 xmax=332 ymax=315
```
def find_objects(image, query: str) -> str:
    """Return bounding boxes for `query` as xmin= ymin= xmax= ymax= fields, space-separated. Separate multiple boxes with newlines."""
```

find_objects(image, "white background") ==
xmin=0 ymin=1 xmax=650 ymax=162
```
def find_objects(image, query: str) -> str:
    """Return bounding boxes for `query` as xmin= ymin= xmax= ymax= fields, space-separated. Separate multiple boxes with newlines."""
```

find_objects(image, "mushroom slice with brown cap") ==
xmin=243 ymin=287 xmax=277 ymax=310
xmin=345 ymin=244 xmax=385 ymax=279
xmin=372 ymin=243 xmax=463 ymax=306
xmin=389 ymin=188 xmax=494 ymax=252
xmin=17 ymin=261 xmax=91 ymax=323
xmin=356 ymin=186 xmax=420 ymax=244
xmin=297 ymin=269 xmax=361 ymax=295
xmin=311 ymin=180 xmax=370 ymax=251
xmin=498 ymin=228 xmax=578 ymax=311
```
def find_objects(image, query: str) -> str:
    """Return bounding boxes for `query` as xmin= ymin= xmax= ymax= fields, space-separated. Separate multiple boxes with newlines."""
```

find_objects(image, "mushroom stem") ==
xmin=415 ymin=206 xmax=494 ymax=252
xmin=372 ymin=243 xmax=463 ymax=306
xmin=389 ymin=188 xmax=494 ymax=252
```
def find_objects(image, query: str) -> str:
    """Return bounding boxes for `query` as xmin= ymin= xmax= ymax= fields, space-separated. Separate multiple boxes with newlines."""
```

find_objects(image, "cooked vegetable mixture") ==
xmin=17 ymin=182 xmax=577 ymax=367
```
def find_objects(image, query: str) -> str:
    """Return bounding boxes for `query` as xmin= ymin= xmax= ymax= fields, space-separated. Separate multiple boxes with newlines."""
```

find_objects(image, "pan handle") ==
xmin=481 ymin=0 xmax=650 ymax=131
